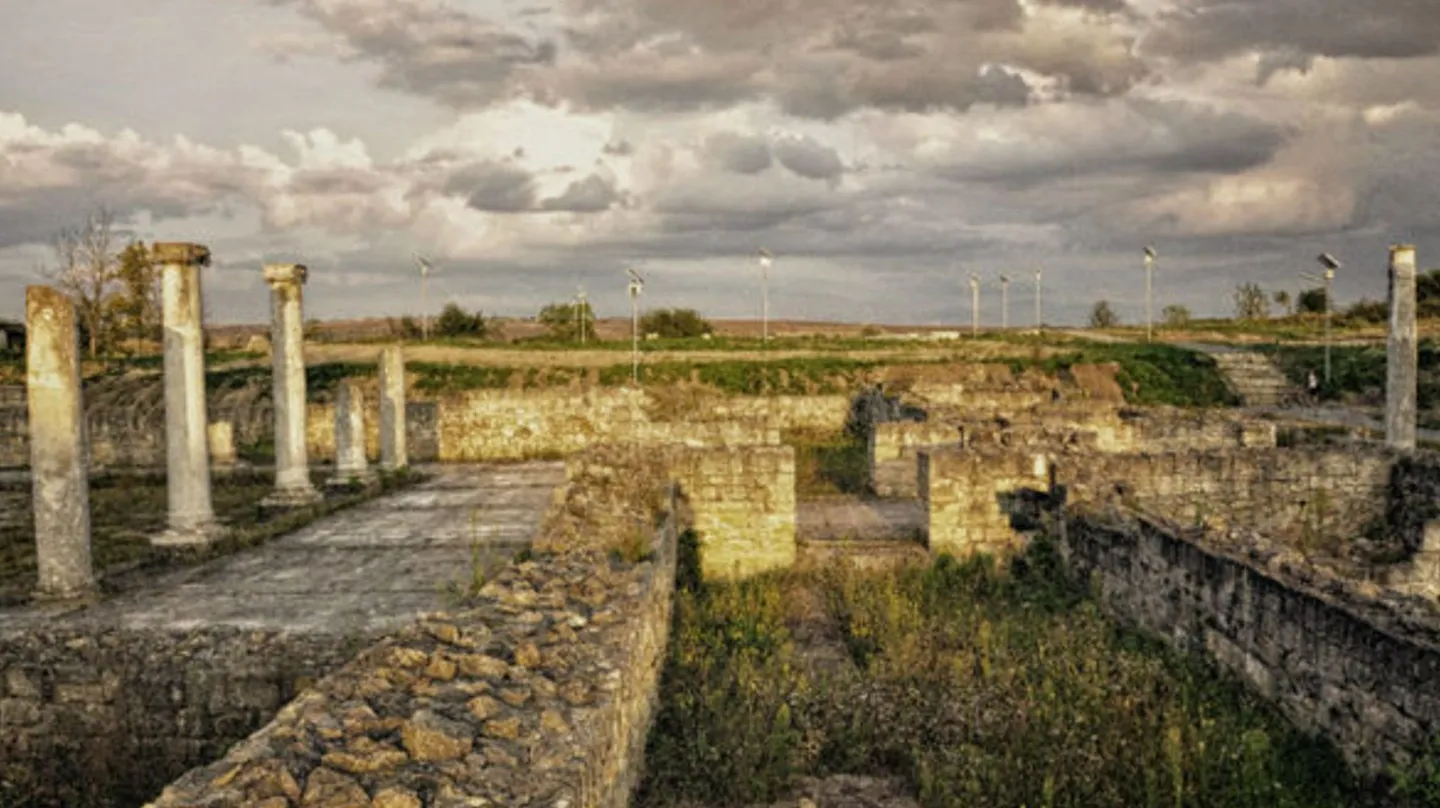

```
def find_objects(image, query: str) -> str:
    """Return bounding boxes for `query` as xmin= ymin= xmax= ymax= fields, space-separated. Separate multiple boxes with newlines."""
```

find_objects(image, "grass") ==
xmin=0 ymin=466 xmax=422 ymax=603
xmin=1033 ymin=342 xmax=1240 ymax=408
xmin=637 ymin=534 xmax=1406 ymax=808
xmin=791 ymin=431 xmax=870 ymax=497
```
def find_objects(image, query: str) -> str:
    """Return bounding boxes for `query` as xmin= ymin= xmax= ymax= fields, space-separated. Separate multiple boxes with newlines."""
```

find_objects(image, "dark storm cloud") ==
xmin=445 ymin=161 xmax=538 ymax=212
xmin=264 ymin=0 xmax=557 ymax=107
xmin=1146 ymin=0 xmax=1440 ymax=65
xmin=704 ymin=133 xmax=772 ymax=175
xmin=772 ymin=136 xmax=845 ymax=182
xmin=539 ymin=173 xmax=620 ymax=211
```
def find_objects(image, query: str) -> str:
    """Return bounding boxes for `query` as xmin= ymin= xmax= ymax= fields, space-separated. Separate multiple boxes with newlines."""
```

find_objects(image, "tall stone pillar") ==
xmin=329 ymin=379 xmax=375 ymax=488
xmin=379 ymin=346 xmax=408 ymax=471
xmin=26 ymin=286 xmax=96 ymax=599
xmin=1387 ymin=244 xmax=1418 ymax=451
xmin=262 ymin=263 xmax=321 ymax=507
xmin=153 ymin=242 xmax=221 ymax=545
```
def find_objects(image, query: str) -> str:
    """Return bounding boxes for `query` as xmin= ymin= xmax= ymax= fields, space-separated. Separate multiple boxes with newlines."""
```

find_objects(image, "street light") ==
xmin=1033 ymin=268 xmax=1043 ymax=334
xmin=626 ymin=267 xmax=644 ymax=385
xmin=998 ymin=274 xmax=1011 ymax=331
xmin=757 ymin=248 xmax=773 ymax=347
xmin=414 ymin=255 xmax=434 ymax=341
xmin=575 ymin=285 xmax=588 ymax=345
xmin=1309 ymin=253 xmax=1341 ymax=384
xmin=969 ymin=273 xmax=981 ymax=338
xmin=1143 ymin=246 xmax=1156 ymax=343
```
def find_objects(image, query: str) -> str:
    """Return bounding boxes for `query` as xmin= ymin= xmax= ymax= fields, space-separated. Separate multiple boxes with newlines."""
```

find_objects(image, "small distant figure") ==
xmin=1307 ymin=370 xmax=1319 ymax=398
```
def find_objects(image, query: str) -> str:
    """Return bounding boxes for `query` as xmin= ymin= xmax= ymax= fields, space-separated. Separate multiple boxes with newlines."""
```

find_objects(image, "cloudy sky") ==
xmin=1 ymin=0 xmax=1437 ymax=327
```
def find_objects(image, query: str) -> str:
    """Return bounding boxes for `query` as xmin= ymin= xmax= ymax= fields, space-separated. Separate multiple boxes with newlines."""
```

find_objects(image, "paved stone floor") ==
xmin=797 ymin=497 xmax=925 ymax=542
xmin=0 ymin=462 xmax=564 ymax=635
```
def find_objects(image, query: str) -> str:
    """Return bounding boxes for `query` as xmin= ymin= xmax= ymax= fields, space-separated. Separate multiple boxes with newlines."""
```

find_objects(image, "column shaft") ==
xmin=156 ymin=246 xmax=219 ymax=544
xmin=263 ymin=264 xmax=320 ymax=506
xmin=379 ymin=346 xmax=408 ymax=471
xmin=1387 ymin=244 xmax=1418 ymax=451
xmin=26 ymin=286 xmax=95 ymax=599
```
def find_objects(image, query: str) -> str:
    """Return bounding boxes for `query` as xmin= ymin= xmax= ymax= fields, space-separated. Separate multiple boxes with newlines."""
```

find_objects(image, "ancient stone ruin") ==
xmin=0 ymin=243 xmax=1437 ymax=806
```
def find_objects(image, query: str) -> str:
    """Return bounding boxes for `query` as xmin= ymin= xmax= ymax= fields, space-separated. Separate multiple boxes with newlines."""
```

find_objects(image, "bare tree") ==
xmin=41 ymin=207 xmax=121 ymax=357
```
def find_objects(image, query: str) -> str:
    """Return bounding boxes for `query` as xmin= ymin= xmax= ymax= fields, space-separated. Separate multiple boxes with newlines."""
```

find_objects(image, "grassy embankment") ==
xmin=637 ymin=534 xmax=1439 ymax=807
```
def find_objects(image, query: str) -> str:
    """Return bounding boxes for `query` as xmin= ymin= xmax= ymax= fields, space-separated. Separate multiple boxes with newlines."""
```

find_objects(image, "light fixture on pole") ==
xmin=1143 ymin=246 xmax=1157 ymax=343
xmin=998 ymin=274 xmax=1011 ymax=331
xmin=626 ymin=267 xmax=645 ymax=385
xmin=1309 ymin=253 xmax=1341 ymax=384
xmin=1033 ymin=268 xmax=1043 ymax=334
xmin=575 ymin=285 xmax=589 ymax=345
xmin=757 ymin=248 xmax=773 ymax=347
xmin=414 ymin=254 xmax=435 ymax=341
xmin=969 ymin=273 xmax=981 ymax=338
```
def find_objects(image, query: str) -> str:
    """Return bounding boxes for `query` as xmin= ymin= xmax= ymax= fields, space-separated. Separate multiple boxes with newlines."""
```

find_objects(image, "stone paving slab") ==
xmin=798 ymin=497 xmax=926 ymax=542
xmin=0 ymin=462 xmax=565 ymax=636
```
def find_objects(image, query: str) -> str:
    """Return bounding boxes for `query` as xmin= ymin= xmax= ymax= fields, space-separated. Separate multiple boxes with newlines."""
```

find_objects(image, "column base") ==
xmin=31 ymin=583 xmax=99 ymax=606
xmin=327 ymin=468 xmax=377 ymax=490
xmin=261 ymin=484 xmax=324 ymax=509
xmin=152 ymin=519 xmax=227 ymax=547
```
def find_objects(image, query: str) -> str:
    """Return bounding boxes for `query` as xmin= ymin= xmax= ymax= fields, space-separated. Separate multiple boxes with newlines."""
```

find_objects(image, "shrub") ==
xmin=434 ymin=303 xmax=487 ymax=338
xmin=640 ymin=308 xmax=714 ymax=339
xmin=1090 ymin=300 xmax=1119 ymax=328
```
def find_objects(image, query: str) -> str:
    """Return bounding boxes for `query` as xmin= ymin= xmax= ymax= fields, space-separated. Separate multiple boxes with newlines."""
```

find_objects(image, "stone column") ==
xmin=208 ymin=421 xmax=237 ymax=469
xmin=153 ymin=242 xmax=221 ymax=545
xmin=262 ymin=263 xmax=321 ymax=507
xmin=379 ymin=346 xmax=408 ymax=471
xmin=1387 ymin=244 xmax=1418 ymax=451
xmin=329 ymin=379 xmax=375 ymax=488
xmin=26 ymin=286 xmax=96 ymax=599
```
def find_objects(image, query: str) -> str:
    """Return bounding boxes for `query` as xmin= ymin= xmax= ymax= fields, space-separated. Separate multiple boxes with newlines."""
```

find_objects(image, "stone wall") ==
xmin=872 ymin=405 xmax=1277 ymax=499
xmin=918 ymin=448 xmax=1049 ymax=559
xmin=1057 ymin=508 xmax=1440 ymax=774
xmin=436 ymin=389 xmax=840 ymax=462
xmin=919 ymin=445 xmax=1394 ymax=562
xmin=141 ymin=448 xmax=682 ymax=808
xmin=1055 ymin=447 xmax=1392 ymax=542
xmin=0 ymin=628 xmax=364 ymax=808
xmin=670 ymin=446 xmax=797 ymax=581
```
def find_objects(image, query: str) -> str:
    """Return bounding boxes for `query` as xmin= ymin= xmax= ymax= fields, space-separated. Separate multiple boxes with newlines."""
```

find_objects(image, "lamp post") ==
xmin=758 ymin=248 xmax=773 ymax=347
xmin=969 ymin=274 xmax=981 ymax=338
xmin=626 ymin=268 xmax=644 ymax=385
xmin=1033 ymin=268 xmax=1042 ymax=334
xmin=575 ymin=286 xmax=588 ymax=345
xmin=1315 ymin=253 xmax=1341 ymax=384
xmin=1143 ymin=246 xmax=1156 ymax=343
xmin=999 ymin=274 xmax=1010 ymax=331
xmin=414 ymin=255 xmax=433 ymax=341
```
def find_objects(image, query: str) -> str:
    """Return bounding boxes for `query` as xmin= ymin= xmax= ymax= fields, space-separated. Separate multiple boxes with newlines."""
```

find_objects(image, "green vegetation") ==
xmin=434 ymin=302 xmax=489 ymax=338
xmin=640 ymin=308 xmax=715 ymax=339
xmin=1266 ymin=341 xmax=1440 ymax=411
xmin=537 ymin=300 xmax=595 ymax=342
xmin=791 ymin=431 xmax=870 ymax=497
xmin=1035 ymin=343 xmax=1239 ymax=408
xmin=1233 ymin=282 xmax=1270 ymax=321
xmin=638 ymin=540 xmax=1397 ymax=808
xmin=1090 ymin=299 xmax=1119 ymax=328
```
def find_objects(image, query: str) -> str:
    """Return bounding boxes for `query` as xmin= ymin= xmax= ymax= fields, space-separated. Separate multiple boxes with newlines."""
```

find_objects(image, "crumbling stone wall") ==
xmin=918 ymin=448 xmax=1049 ymax=559
xmin=1056 ymin=447 xmax=1392 ymax=542
xmin=670 ymin=446 xmax=797 ymax=580
xmin=919 ymin=446 xmax=1394 ymax=562
xmin=872 ymin=404 xmax=1276 ymax=499
xmin=142 ymin=447 xmax=682 ymax=808
xmin=1057 ymin=508 xmax=1440 ymax=774
xmin=436 ymin=389 xmax=837 ymax=462
xmin=0 ymin=628 xmax=364 ymax=808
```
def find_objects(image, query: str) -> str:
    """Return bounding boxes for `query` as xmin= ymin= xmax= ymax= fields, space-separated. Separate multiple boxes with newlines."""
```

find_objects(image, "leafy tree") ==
xmin=1341 ymin=298 xmax=1386 ymax=325
xmin=434 ymin=303 xmax=487 ymax=338
xmin=640 ymin=308 xmax=713 ymax=339
xmin=110 ymin=241 xmax=161 ymax=353
xmin=538 ymin=301 xmax=595 ymax=342
xmin=1297 ymin=287 xmax=1328 ymax=315
xmin=1233 ymin=282 xmax=1269 ymax=320
xmin=1162 ymin=304 xmax=1191 ymax=328
xmin=1089 ymin=300 xmax=1119 ymax=328
xmin=1273 ymin=289 xmax=1292 ymax=316
xmin=1417 ymin=269 xmax=1440 ymax=319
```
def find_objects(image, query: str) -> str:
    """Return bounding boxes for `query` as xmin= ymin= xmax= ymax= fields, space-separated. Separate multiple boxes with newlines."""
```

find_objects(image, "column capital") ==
xmin=263 ymin=263 xmax=309 ymax=288
xmin=152 ymin=242 xmax=212 ymax=267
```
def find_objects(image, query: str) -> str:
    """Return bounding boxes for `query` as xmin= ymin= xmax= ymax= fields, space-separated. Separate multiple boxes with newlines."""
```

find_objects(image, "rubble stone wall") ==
xmin=1058 ymin=509 xmax=1440 ymax=774
xmin=670 ymin=446 xmax=797 ymax=581
xmin=0 ymin=628 xmax=364 ymax=808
